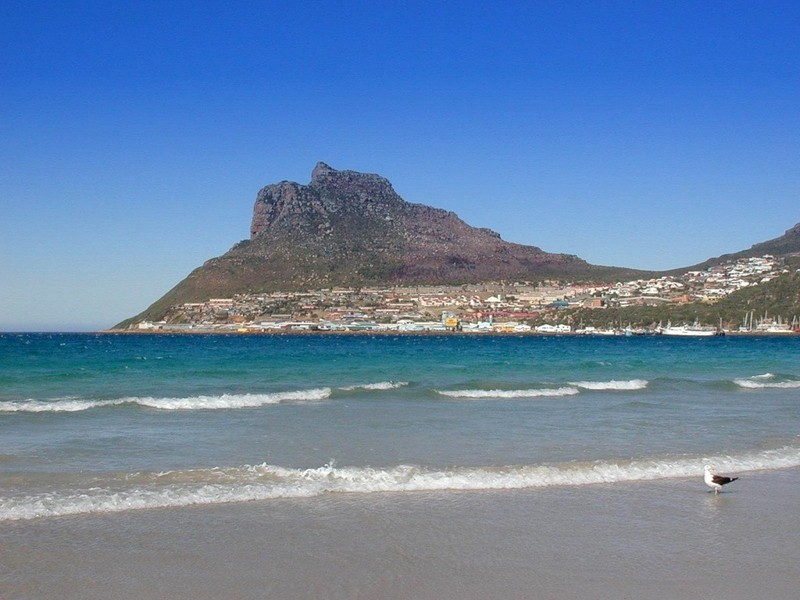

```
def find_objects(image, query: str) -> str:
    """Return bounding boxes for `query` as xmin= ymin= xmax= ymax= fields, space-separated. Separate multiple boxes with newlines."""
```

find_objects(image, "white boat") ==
xmin=762 ymin=326 xmax=794 ymax=334
xmin=658 ymin=322 xmax=718 ymax=337
xmin=755 ymin=314 xmax=795 ymax=334
xmin=756 ymin=322 xmax=794 ymax=334
xmin=574 ymin=326 xmax=618 ymax=335
xmin=535 ymin=323 xmax=572 ymax=334
xmin=595 ymin=328 xmax=623 ymax=336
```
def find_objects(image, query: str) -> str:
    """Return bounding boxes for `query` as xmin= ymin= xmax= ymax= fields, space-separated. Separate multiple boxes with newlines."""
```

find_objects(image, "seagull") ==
xmin=704 ymin=464 xmax=739 ymax=494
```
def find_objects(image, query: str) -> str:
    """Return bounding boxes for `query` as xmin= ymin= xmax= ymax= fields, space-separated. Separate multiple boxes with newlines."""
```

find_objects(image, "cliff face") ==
xmin=243 ymin=162 xmax=591 ymax=284
xmin=250 ymin=162 xmax=405 ymax=239
xmin=122 ymin=162 xmax=634 ymax=324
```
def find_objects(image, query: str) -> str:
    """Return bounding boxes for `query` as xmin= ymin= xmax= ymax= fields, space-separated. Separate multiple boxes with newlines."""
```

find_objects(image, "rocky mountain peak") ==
xmin=309 ymin=161 xmax=397 ymax=198
xmin=236 ymin=162 xmax=601 ymax=290
xmin=251 ymin=163 xmax=402 ymax=239
xmin=116 ymin=162 xmax=800 ymax=327
xmin=310 ymin=161 xmax=336 ymax=183
xmin=122 ymin=163 xmax=639 ymax=324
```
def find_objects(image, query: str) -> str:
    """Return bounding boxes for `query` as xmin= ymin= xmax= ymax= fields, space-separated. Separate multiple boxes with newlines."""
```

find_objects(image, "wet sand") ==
xmin=3 ymin=468 xmax=799 ymax=600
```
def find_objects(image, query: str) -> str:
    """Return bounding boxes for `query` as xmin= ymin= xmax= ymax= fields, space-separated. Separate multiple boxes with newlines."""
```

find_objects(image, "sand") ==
xmin=2 ymin=468 xmax=799 ymax=600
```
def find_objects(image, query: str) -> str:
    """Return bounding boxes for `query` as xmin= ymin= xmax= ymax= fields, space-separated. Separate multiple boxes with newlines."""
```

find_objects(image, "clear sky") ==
xmin=2 ymin=1 xmax=799 ymax=331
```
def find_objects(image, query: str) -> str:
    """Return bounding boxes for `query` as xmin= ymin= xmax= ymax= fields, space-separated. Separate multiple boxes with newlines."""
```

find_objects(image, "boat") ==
xmin=658 ymin=321 xmax=718 ymax=337
xmin=755 ymin=314 xmax=794 ymax=334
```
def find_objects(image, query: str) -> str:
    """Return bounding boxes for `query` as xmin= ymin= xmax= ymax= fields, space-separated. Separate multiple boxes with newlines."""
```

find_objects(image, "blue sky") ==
xmin=2 ymin=1 xmax=798 ymax=331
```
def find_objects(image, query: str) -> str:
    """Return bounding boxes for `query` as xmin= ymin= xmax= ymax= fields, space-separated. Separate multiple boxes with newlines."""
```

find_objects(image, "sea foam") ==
xmin=437 ymin=387 xmax=579 ymax=399
xmin=0 ymin=398 xmax=126 ymax=412
xmin=339 ymin=381 xmax=409 ymax=391
xmin=3 ymin=446 xmax=799 ymax=521
xmin=734 ymin=374 xmax=800 ymax=389
xmin=132 ymin=388 xmax=331 ymax=410
xmin=569 ymin=379 xmax=649 ymax=391
xmin=0 ymin=388 xmax=332 ymax=413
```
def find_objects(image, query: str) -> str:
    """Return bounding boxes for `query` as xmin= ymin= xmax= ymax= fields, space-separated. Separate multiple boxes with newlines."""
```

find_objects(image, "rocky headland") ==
xmin=120 ymin=163 xmax=641 ymax=326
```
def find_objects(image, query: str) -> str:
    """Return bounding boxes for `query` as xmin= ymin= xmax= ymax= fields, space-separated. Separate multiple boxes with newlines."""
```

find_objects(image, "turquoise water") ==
xmin=2 ymin=333 xmax=800 ymax=521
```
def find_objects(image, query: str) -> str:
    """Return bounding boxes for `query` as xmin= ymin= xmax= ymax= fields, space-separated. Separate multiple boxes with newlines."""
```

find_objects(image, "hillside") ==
xmin=674 ymin=223 xmax=800 ymax=273
xmin=560 ymin=269 xmax=800 ymax=331
xmin=118 ymin=163 xmax=643 ymax=326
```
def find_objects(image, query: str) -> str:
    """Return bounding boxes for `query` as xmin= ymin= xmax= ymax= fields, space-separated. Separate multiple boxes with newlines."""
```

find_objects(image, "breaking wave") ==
xmin=0 ymin=388 xmax=332 ymax=413
xmin=3 ymin=446 xmax=800 ymax=521
xmin=569 ymin=379 xmax=649 ymax=391
xmin=437 ymin=387 xmax=580 ymax=399
xmin=0 ymin=398 xmax=125 ymax=413
xmin=436 ymin=380 xmax=648 ymax=398
xmin=0 ymin=382 xmax=410 ymax=414
xmin=734 ymin=374 xmax=800 ymax=389
xmin=339 ymin=381 xmax=409 ymax=391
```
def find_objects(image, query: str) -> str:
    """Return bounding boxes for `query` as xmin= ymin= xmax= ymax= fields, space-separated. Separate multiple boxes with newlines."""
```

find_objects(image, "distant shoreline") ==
xmin=97 ymin=328 xmax=796 ymax=337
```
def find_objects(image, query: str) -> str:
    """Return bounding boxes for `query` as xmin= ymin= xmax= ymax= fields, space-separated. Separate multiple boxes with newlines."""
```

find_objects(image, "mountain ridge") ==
xmin=672 ymin=223 xmax=800 ymax=274
xmin=117 ymin=163 xmax=798 ymax=327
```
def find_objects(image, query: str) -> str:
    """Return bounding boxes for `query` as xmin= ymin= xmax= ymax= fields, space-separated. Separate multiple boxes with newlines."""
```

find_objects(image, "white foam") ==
xmin=4 ymin=446 xmax=800 ymax=521
xmin=133 ymin=388 xmax=332 ymax=410
xmin=339 ymin=381 xmax=409 ymax=391
xmin=569 ymin=379 xmax=649 ymax=391
xmin=437 ymin=387 xmax=579 ymax=399
xmin=0 ymin=388 xmax=332 ymax=413
xmin=0 ymin=398 xmax=125 ymax=413
xmin=734 ymin=375 xmax=800 ymax=389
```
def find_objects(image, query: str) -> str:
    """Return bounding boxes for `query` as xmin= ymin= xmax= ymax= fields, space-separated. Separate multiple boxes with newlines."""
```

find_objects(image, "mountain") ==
xmin=119 ymin=162 xmax=641 ymax=325
xmin=674 ymin=223 xmax=800 ymax=273
xmin=748 ymin=223 xmax=800 ymax=257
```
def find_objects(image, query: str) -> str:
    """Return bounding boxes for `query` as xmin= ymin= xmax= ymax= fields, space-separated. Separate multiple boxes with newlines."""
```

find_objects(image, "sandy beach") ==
xmin=3 ymin=468 xmax=799 ymax=600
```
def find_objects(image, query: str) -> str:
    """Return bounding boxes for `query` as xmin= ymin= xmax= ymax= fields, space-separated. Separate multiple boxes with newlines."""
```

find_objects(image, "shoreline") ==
xmin=4 ymin=468 xmax=799 ymax=600
xmin=96 ymin=328 xmax=798 ymax=337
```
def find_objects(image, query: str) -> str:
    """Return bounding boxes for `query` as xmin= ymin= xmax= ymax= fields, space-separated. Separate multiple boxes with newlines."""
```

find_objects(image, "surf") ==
xmin=733 ymin=373 xmax=800 ymax=389
xmin=0 ymin=388 xmax=332 ymax=412
xmin=4 ymin=445 xmax=800 ymax=521
xmin=436 ymin=387 xmax=580 ymax=399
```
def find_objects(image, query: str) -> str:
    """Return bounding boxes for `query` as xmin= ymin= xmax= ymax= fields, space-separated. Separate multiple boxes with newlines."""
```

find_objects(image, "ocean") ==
xmin=2 ymin=333 xmax=800 ymax=599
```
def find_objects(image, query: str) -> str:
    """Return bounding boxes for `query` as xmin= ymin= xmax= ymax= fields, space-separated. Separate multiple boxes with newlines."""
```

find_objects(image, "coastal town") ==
xmin=133 ymin=255 xmax=800 ymax=335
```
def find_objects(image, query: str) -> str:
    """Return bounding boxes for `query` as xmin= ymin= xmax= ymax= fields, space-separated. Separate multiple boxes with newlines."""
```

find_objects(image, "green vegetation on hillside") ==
xmin=549 ymin=270 xmax=800 ymax=330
